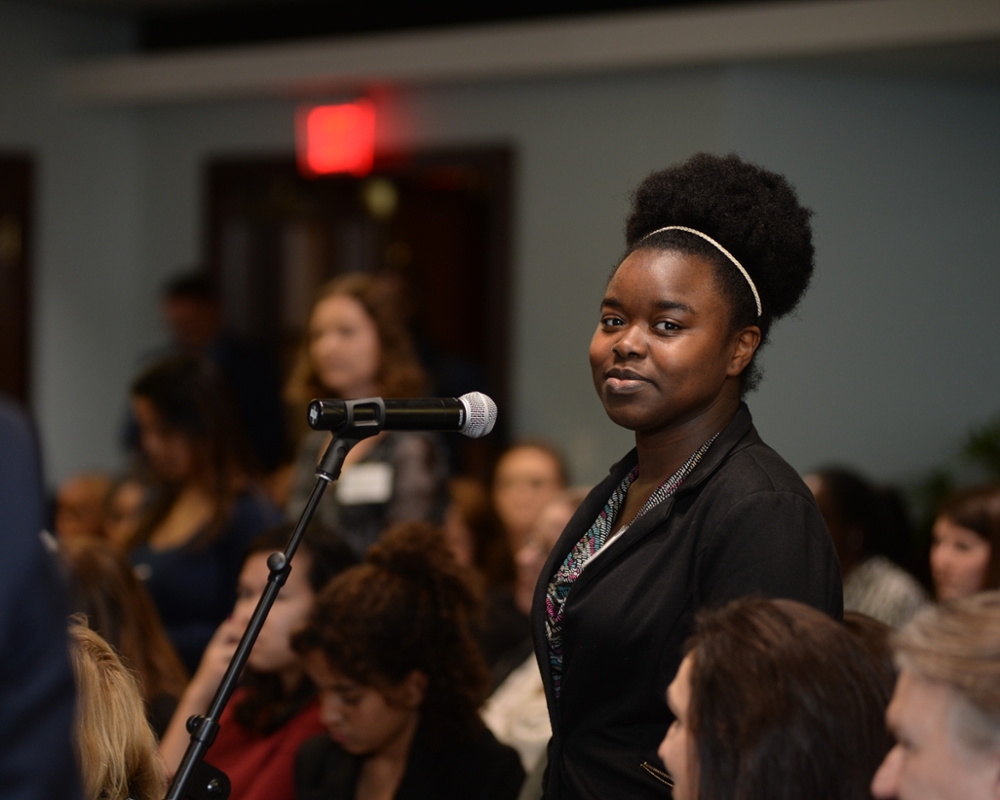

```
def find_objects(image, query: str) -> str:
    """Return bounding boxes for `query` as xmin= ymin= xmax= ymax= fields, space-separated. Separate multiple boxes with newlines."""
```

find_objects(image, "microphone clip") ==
xmin=308 ymin=396 xmax=386 ymax=439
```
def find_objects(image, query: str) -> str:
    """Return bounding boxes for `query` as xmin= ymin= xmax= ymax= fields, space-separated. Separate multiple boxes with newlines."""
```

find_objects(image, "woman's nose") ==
xmin=319 ymin=695 xmax=343 ymax=727
xmin=612 ymin=324 xmax=646 ymax=358
xmin=869 ymin=746 xmax=901 ymax=798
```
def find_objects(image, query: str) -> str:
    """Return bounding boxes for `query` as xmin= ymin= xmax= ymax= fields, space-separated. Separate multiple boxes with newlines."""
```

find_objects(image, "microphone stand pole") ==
xmin=163 ymin=433 xmax=361 ymax=800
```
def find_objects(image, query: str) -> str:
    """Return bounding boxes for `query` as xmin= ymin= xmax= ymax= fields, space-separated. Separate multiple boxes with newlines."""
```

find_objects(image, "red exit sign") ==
xmin=296 ymin=100 xmax=376 ymax=177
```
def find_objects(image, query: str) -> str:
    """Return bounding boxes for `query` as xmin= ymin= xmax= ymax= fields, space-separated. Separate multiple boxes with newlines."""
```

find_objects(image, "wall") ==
xmin=0 ymin=0 xmax=139 ymax=487
xmin=5 ymin=0 xmax=999 ymax=489
xmin=721 ymin=67 xmax=1000 ymax=481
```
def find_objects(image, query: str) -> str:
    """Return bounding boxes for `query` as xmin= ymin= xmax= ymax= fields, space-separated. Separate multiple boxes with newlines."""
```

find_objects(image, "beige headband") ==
xmin=641 ymin=225 xmax=762 ymax=317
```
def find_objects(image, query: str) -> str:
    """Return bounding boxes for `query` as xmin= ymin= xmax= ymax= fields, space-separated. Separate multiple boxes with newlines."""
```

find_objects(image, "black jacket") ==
xmin=531 ymin=404 xmax=843 ymax=799
xmin=295 ymin=725 xmax=525 ymax=800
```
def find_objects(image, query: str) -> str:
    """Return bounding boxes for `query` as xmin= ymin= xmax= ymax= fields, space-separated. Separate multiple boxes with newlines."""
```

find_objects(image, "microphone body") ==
xmin=308 ymin=393 xmax=497 ymax=439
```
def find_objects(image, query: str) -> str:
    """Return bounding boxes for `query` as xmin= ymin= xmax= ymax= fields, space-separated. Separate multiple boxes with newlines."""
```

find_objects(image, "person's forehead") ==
xmin=892 ymin=669 xmax=954 ymax=730
xmin=497 ymin=447 xmax=560 ymax=477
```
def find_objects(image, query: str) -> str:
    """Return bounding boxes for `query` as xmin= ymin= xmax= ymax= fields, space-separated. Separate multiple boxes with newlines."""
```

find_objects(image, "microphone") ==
xmin=308 ymin=392 xmax=497 ymax=439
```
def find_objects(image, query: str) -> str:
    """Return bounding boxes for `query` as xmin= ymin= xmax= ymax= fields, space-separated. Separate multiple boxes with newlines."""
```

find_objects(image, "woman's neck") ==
xmin=633 ymin=393 xmax=739 ymax=488
xmin=147 ymin=484 xmax=215 ymax=551
xmin=354 ymin=714 xmax=419 ymax=800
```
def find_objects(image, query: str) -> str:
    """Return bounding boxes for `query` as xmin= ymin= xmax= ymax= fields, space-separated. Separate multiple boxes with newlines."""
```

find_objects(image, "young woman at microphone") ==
xmin=284 ymin=273 xmax=450 ymax=558
xmin=532 ymin=153 xmax=842 ymax=799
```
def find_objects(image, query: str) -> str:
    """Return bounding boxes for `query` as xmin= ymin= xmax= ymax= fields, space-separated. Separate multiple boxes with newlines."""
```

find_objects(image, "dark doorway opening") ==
xmin=204 ymin=146 xmax=513 ymax=478
xmin=0 ymin=153 xmax=33 ymax=405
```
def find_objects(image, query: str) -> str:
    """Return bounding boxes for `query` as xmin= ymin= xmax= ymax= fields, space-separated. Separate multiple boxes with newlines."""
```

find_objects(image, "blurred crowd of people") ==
xmin=3 ymin=264 xmax=1000 ymax=800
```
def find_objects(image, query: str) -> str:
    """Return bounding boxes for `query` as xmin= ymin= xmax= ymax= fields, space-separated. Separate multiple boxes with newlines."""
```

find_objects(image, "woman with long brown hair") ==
xmin=127 ymin=354 xmax=282 ymax=673
xmin=285 ymin=274 xmax=449 ymax=557
xmin=658 ymin=597 xmax=893 ymax=800
xmin=61 ymin=535 xmax=188 ymax=737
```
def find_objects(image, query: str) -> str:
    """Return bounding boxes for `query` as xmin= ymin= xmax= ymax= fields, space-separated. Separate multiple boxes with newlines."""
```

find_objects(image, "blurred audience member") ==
xmin=69 ymin=620 xmax=165 ymax=800
xmin=805 ymin=467 xmax=927 ymax=627
xmin=843 ymin=610 xmax=898 ymax=697
xmin=160 ymin=523 xmax=356 ymax=800
xmin=872 ymin=591 xmax=1000 ymax=800
xmin=484 ymin=488 xmax=588 ymax=774
xmin=444 ymin=476 xmax=515 ymax=588
xmin=492 ymin=442 xmax=567 ymax=555
xmin=285 ymin=274 xmax=449 ymax=558
xmin=127 ymin=355 xmax=282 ymax=674
xmin=60 ymin=536 xmax=188 ymax=737
xmin=293 ymin=522 xmax=525 ymax=800
xmin=161 ymin=271 xmax=287 ymax=474
xmin=659 ymin=597 xmax=893 ymax=800
xmin=55 ymin=471 xmax=113 ymax=540
xmin=930 ymin=484 xmax=1000 ymax=601
xmin=102 ymin=475 xmax=148 ymax=548
xmin=0 ymin=393 xmax=80 ymax=800
xmin=444 ymin=476 xmax=524 ymax=673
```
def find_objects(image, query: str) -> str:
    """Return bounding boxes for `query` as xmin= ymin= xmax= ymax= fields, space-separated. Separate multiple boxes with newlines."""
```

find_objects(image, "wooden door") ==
xmin=205 ymin=147 xmax=513 ymax=476
xmin=0 ymin=153 xmax=33 ymax=404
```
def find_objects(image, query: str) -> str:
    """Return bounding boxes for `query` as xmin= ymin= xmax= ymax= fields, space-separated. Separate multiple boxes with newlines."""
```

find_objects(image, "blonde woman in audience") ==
xmin=284 ymin=274 xmax=449 ymax=558
xmin=930 ymin=484 xmax=1000 ymax=601
xmin=872 ymin=591 xmax=1000 ymax=800
xmin=69 ymin=619 xmax=165 ymax=800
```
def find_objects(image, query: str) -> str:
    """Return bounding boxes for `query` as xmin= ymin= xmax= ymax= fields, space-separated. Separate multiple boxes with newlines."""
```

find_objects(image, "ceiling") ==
xmin=35 ymin=0 xmax=770 ymax=51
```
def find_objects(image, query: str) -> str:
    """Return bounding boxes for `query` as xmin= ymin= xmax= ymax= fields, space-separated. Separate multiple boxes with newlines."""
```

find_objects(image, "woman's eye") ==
xmin=654 ymin=320 xmax=681 ymax=331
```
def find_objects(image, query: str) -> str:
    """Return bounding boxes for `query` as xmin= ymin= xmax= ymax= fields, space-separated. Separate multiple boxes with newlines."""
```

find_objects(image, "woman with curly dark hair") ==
xmin=292 ymin=522 xmax=525 ymax=800
xmin=284 ymin=274 xmax=449 ymax=558
xmin=531 ymin=153 xmax=842 ymax=799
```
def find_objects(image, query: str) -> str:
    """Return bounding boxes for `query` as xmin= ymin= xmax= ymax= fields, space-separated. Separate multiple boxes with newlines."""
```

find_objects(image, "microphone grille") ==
xmin=459 ymin=392 xmax=498 ymax=438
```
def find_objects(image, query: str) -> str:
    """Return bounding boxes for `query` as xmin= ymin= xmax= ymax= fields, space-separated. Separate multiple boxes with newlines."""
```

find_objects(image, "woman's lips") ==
xmin=604 ymin=371 xmax=649 ymax=394
xmin=327 ymin=729 xmax=348 ymax=745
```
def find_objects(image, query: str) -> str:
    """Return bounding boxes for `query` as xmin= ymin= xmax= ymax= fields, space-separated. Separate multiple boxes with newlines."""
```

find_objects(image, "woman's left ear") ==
xmin=399 ymin=670 xmax=428 ymax=709
xmin=727 ymin=326 xmax=761 ymax=377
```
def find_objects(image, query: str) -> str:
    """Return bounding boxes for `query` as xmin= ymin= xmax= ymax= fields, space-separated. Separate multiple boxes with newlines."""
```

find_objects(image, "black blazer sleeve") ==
xmin=697 ymin=489 xmax=843 ymax=616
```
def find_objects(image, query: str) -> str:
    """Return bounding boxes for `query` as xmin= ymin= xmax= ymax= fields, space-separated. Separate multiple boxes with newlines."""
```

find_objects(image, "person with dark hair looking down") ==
xmin=871 ymin=591 xmax=1000 ymax=800
xmin=292 ymin=522 xmax=524 ymax=800
xmin=658 ymin=597 xmax=893 ymax=800
xmin=531 ymin=152 xmax=842 ymax=799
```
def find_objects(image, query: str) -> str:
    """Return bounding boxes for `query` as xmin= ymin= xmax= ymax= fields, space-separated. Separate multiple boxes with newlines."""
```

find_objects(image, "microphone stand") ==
xmin=163 ymin=430 xmax=366 ymax=800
